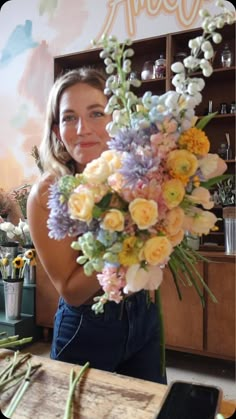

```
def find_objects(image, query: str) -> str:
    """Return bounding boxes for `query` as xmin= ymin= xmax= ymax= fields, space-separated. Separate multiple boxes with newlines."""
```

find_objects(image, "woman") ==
xmin=27 ymin=68 xmax=167 ymax=384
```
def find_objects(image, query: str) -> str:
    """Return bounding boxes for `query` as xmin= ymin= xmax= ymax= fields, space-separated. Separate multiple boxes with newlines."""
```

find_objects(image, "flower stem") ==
xmin=4 ymin=361 xmax=32 ymax=417
xmin=63 ymin=362 xmax=90 ymax=419
xmin=0 ymin=336 xmax=33 ymax=348
xmin=155 ymin=288 xmax=166 ymax=378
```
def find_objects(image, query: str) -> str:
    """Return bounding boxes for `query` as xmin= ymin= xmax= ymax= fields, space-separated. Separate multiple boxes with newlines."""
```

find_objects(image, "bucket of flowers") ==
xmin=0 ymin=248 xmax=36 ymax=320
xmin=0 ymin=219 xmax=36 ymax=283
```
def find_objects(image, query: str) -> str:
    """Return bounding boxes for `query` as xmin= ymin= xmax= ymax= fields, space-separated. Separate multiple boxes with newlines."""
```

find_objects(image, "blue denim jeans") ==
xmin=50 ymin=290 xmax=167 ymax=384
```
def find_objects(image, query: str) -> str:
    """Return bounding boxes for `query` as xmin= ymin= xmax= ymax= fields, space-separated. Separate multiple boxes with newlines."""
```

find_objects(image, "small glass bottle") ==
xmin=141 ymin=61 xmax=154 ymax=80
xmin=218 ymin=143 xmax=228 ymax=160
xmin=221 ymin=44 xmax=232 ymax=68
xmin=219 ymin=103 xmax=228 ymax=114
xmin=230 ymin=102 xmax=236 ymax=114
xmin=154 ymin=54 xmax=166 ymax=78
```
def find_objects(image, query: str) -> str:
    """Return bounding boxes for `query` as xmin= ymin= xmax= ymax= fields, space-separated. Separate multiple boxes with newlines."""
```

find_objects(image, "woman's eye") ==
xmin=62 ymin=115 xmax=77 ymax=123
xmin=91 ymin=111 xmax=104 ymax=118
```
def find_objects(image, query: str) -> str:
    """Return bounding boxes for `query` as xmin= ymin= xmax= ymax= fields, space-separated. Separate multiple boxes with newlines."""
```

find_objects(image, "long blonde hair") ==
xmin=40 ymin=68 xmax=107 ymax=178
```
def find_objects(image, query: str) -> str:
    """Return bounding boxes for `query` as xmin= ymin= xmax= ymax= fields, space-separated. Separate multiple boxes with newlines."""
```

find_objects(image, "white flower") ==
xmin=171 ymin=62 xmax=185 ymax=73
xmin=124 ymin=264 xmax=163 ymax=293
xmin=212 ymin=33 xmax=222 ymax=43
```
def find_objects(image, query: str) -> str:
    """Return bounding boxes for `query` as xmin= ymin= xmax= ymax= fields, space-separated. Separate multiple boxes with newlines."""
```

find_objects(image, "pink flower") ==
xmin=97 ymin=265 xmax=126 ymax=303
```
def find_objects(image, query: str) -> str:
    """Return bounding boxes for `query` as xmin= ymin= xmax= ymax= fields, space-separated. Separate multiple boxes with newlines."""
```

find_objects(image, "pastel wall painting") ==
xmin=0 ymin=0 xmax=234 ymax=193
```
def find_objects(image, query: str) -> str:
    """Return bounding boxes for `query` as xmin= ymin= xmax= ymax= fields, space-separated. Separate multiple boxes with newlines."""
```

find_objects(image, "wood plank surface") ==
xmin=0 ymin=349 xmax=235 ymax=418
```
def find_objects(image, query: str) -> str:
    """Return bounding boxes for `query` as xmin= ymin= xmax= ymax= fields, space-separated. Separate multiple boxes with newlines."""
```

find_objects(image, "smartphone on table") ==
xmin=155 ymin=380 xmax=222 ymax=419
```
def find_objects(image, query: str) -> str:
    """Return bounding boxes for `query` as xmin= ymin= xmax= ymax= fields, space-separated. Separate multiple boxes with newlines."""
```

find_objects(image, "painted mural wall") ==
xmin=0 ymin=0 xmax=234 ymax=192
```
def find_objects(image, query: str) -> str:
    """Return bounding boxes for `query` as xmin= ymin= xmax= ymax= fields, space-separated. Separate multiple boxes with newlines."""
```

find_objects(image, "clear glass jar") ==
xmin=221 ymin=44 xmax=232 ymax=68
xmin=174 ymin=52 xmax=187 ymax=63
xmin=141 ymin=61 xmax=154 ymax=80
xmin=154 ymin=54 xmax=166 ymax=78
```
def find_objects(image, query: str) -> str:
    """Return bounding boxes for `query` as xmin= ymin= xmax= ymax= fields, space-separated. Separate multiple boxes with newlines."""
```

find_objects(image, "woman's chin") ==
xmin=74 ymin=149 xmax=101 ymax=167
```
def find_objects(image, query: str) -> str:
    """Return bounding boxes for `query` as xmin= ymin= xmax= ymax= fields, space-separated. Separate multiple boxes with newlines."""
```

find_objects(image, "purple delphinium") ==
xmin=108 ymin=125 xmax=157 ymax=153
xmin=47 ymin=182 xmax=89 ymax=240
xmin=119 ymin=152 xmax=160 ymax=188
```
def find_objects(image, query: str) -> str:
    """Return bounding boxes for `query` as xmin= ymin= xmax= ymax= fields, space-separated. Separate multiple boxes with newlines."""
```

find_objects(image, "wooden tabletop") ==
xmin=0 ymin=349 xmax=235 ymax=418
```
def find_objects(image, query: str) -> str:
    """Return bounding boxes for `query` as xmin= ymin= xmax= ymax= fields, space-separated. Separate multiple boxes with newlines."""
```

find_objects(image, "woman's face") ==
xmin=54 ymin=82 xmax=111 ymax=170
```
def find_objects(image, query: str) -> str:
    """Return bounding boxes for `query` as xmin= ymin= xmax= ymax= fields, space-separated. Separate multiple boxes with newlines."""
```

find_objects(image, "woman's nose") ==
xmin=76 ymin=117 xmax=91 ymax=135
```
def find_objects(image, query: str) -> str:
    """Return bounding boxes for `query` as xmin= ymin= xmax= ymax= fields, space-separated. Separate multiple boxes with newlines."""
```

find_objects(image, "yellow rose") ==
xmin=83 ymin=157 xmax=111 ymax=184
xmin=166 ymin=149 xmax=198 ymax=182
xmin=162 ymin=179 xmax=185 ymax=209
xmin=142 ymin=236 xmax=172 ymax=265
xmin=101 ymin=150 xmax=122 ymax=172
xmin=164 ymin=207 xmax=185 ymax=235
xmin=101 ymin=209 xmax=125 ymax=232
xmin=129 ymin=198 xmax=158 ymax=230
xmin=68 ymin=187 xmax=94 ymax=223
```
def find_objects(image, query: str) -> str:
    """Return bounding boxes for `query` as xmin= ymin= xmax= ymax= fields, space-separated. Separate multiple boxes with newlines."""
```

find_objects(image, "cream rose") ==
xmin=101 ymin=209 xmax=125 ymax=232
xmin=129 ymin=198 xmax=158 ymax=230
xmin=83 ymin=157 xmax=111 ymax=184
xmin=142 ymin=236 xmax=172 ymax=265
xmin=68 ymin=186 xmax=94 ymax=223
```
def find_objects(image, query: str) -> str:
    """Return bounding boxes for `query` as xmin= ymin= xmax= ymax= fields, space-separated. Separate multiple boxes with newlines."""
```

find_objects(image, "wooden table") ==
xmin=0 ymin=349 xmax=235 ymax=418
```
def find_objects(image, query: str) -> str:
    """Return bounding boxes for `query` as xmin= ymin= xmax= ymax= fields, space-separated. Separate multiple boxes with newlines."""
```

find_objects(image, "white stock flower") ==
xmin=171 ymin=62 xmax=185 ymax=73
xmin=212 ymin=32 xmax=222 ymax=43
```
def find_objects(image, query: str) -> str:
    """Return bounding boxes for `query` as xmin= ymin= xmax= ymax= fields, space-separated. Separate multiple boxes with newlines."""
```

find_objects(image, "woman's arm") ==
xmin=27 ymin=174 xmax=101 ymax=306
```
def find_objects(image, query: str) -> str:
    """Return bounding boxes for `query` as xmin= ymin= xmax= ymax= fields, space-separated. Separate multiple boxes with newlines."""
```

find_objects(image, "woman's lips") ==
xmin=78 ymin=141 xmax=99 ymax=148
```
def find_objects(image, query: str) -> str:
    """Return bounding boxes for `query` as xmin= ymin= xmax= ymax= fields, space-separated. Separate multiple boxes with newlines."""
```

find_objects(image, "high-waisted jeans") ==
xmin=50 ymin=290 xmax=167 ymax=384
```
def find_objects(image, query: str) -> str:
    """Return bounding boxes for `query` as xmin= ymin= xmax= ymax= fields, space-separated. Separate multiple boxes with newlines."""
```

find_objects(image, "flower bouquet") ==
xmin=48 ymin=1 xmax=234 ymax=314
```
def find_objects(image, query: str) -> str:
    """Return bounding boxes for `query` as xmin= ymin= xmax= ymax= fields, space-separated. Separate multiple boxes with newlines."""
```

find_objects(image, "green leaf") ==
xmin=97 ymin=193 xmax=113 ymax=209
xmin=92 ymin=205 xmax=103 ymax=218
xmin=200 ymin=174 xmax=232 ymax=189
xmin=196 ymin=112 xmax=218 ymax=130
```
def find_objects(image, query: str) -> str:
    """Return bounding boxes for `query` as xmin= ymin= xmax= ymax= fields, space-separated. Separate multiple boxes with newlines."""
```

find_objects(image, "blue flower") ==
xmin=47 ymin=183 xmax=88 ymax=240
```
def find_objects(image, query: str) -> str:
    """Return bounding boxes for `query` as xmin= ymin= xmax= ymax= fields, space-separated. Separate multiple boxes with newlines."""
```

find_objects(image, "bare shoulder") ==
xmin=28 ymin=173 xmax=56 ymax=211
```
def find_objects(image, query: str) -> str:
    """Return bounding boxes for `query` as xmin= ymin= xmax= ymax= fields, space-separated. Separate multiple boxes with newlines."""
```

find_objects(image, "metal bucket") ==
xmin=3 ymin=279 xmax=23 ymax=320
xmin=24 ymin=265 xmax=36 ymax=285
